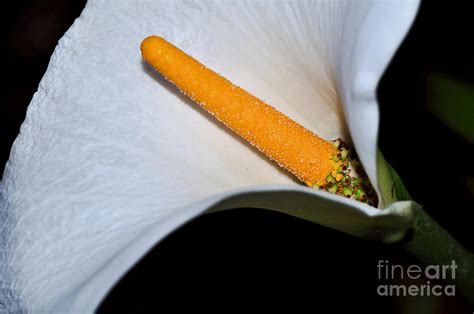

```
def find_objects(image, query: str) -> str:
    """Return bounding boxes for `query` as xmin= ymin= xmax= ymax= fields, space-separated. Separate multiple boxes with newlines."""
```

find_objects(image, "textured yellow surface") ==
xmin=141 ymin=36 xmax=336 ymax=185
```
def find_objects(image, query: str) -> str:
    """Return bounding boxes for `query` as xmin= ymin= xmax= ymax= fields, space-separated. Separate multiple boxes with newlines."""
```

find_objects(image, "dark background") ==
xmin=2 ymin=0 xmax=473 ymax=313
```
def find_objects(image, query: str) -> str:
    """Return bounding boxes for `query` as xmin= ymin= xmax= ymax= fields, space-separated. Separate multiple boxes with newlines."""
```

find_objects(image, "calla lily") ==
xmin=0 ymin=0 xmax=425 ymax=312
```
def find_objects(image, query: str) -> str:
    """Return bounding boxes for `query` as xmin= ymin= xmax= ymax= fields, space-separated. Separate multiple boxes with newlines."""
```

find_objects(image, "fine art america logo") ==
xmin=377 ymin=260 xmax=457 ymax=297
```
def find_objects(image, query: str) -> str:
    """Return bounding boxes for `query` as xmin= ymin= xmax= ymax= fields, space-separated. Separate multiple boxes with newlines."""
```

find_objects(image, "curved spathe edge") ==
xmin=49 ymin=184 xmax=417 ymax=313
xmin=342 ymin=0 xmax=420 ymax=206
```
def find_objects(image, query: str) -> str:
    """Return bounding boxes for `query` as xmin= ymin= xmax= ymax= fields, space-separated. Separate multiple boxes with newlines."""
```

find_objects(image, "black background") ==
xmin=2 ymin=0 xmax=473 ymax=313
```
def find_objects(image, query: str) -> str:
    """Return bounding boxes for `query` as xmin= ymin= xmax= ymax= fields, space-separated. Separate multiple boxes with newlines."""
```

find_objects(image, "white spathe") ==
xmin=0 ymin=0 xmax=419 ymax=312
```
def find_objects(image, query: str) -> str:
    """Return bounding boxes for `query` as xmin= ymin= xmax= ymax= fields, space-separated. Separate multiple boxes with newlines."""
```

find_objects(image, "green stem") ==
xmin=386 ymin=161 xmax=474 ymax=308
xmin=403 ymin=206 xmax=474 ymax=308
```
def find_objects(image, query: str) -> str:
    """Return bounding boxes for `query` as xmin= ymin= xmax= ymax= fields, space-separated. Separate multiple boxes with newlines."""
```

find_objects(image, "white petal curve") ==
xmin=51 ymin=186 xmax=416 ymax=313
xmin=0 ymin=0 xmax=419 ymax=312
xmin=334 ymin=0 xmax=420 ymax=199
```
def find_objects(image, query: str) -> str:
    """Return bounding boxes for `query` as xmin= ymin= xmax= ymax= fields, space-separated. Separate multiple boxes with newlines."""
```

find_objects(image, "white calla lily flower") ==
xmin=1 ymin=0 xmax=420 ymax=312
